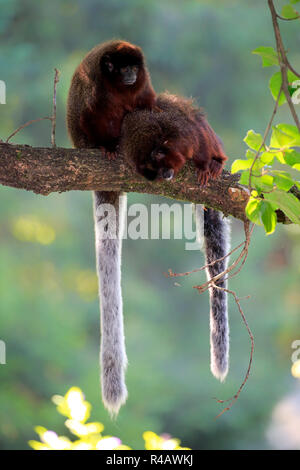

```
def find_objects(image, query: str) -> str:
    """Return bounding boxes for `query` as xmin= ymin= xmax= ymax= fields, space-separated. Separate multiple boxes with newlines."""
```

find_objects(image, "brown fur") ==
xmin=67 ymin=40 xmax=156 ymax=151
xmin=121 ymin=93 xmax=228 ymax=184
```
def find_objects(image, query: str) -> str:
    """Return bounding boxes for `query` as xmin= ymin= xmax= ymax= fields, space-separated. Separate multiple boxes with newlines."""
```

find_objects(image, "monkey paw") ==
xmin=99 ymin=146 xmax=117 ymax=160
xmin=209 ymin=159 xmax=223 ymax=179
xmin=197 ymin=169 xmax=210 ymax=186
xmin=106 ymin=151 xmax=117 ymax=160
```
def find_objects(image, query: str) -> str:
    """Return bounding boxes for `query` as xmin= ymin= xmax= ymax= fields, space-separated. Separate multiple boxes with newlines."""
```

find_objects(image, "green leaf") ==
xmin=270 ymin=126 xmax=298 ymax=148
xmin=274 ymin=152 xmax=286 ymax=164
xmin=261 ymin=174 xmax=274 ymax=187
xmin=281 ymin=4 xmax=299 ymax=18
xmin=290 ymin=80 xmax=300 ymax=104
xmin=246 ymin=149 xmax=256 ymax=159
xmin=290 ymin=0 xmax=300 ymax=4
xmin=287 ymin=70 xmax=300 ymax=84
xmin=273 ymin=173 xmax=295 ymax=191
xmin=252 ymin=46 xmax=279 ymax=67
xmin=294 ymin=164 xmax=300 ymax=171
xmin=287 ymin=70 xmax=300 ymax=102
xmin=260 ymin=151 xmax=275 ymax=165
xmin=269 ymin=71 xmax=299 ymax=105
xmin=269 ymin=72 xmax=286 ymax=106
xmin=260 ymin=201 xmax=277 ymax=235
xmin=239 ymin=170 xmax=250 ymax=185
xmin=239 ymin=171 xmax=264 ymax=190
xmin=244 ymin=130 xmax=264 ymax=151
xmin=245 ymin=197 xmax=262 ymax=225
xmin=276 ymin=124 xmax=300 ymax=145
xmin=251 ymin=175 xmax=268 ymax=192
xmin=248 ymin=173 xmax=274 ymax=193
xmin=264 ymin=190 xmax=300 ymax=225
xmin=283 ymin=149 xmax=300 ymax=166
xmin=231 ymin=159 xmax=253 ymax=174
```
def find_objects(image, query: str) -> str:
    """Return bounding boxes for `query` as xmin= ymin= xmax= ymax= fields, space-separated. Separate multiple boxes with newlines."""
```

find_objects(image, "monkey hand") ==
xmin=197 ymin=168 xmax=210 ymax=186
xmin=99 ymin=146 xmax=117 ymax=160
xmin=209 ymin=158 xmax=224 ymax=179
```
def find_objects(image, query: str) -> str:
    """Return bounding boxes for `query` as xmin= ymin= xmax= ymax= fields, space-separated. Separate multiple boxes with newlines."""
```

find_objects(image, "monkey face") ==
xmin=138 ymin=164 xmax=175 ymax=182
xmin=101 ymin=51 xmax=143 ymax=88
xmin=137 ymin=146 xmax=178 ymax=182
xmin=119 ymin=65 xmax=139 ymax=85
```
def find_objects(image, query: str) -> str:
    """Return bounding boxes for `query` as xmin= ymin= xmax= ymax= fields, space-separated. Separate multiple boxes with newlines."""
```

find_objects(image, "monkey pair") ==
xmin=67 ymin=40 xmax=230 ymax=416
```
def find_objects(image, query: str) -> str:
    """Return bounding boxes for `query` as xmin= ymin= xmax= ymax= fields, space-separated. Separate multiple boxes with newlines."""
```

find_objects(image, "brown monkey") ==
xmin=66 ymin=40 xmax=156 ymax=416
xmin=121 ymin=92 xmax=227 ymax=184
xmin=121 ymin=93 xmax=231 ymax=383
xmin=67 ymin=40 xmax=156 ymax=152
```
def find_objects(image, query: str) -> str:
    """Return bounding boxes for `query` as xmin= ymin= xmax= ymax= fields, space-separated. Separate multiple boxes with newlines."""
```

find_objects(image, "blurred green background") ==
xmin=1 ymin=0 xmax=300 ymax=450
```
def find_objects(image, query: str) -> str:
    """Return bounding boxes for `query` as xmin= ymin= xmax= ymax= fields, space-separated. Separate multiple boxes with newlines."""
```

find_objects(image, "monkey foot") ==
xmin=106 ymin=151 xmax=117 ymax=160
xmin=209 ymin=159 xmax=223 ymax=178
xmin=197 ymin=169 xmax=210 ymax=186
xmin=99 ymin=146 xmax=117 ymax=160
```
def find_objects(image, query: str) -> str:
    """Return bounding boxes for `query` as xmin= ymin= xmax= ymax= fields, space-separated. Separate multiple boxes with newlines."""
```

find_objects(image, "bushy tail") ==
xmin=93 ymin=191 xmax=128 ymax=417
xmin=195 ymin=205 xmax=231 ymax=382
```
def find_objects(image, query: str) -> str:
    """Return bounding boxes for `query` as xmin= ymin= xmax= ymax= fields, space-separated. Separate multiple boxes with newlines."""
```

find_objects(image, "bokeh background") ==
xmin=1 ymin=0 xmax=300 ymax=450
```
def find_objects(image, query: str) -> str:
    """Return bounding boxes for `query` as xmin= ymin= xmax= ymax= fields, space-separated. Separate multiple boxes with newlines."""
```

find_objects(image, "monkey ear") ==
xmin=102 ymin=55 xmax=114 ymax=72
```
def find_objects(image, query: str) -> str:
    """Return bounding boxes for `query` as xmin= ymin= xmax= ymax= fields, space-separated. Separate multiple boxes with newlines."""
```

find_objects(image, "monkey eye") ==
xmin=120 ymin=65 xmax=138 ymax=74
xmin=151 ymin=149 xmax=165 ymax=161
xmin=106 ymin=62 xmax=114 ymax=72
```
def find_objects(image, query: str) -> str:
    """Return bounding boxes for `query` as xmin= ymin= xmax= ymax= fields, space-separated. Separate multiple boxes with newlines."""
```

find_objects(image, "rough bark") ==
xmin=0 ymin=142 xmax=297 ymax=223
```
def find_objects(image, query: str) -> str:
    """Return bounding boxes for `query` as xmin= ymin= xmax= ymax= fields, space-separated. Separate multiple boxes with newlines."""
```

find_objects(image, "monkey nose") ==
xmin=162 ymin=168 xmax=174 ymax=181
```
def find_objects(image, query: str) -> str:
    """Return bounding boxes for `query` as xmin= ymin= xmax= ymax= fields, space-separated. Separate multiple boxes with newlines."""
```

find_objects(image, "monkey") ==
xmin=121 ymin=93 xmax=227 ymax=185
xmin=67 ymin=40 xmax=156 ymax=152
xmin=67 ymin=40 xmax=156 ymax=416
xmin=121 ymin=93 xmax=227 ymax=184
xmin=121 ymin=93 xmax=230 ymax=382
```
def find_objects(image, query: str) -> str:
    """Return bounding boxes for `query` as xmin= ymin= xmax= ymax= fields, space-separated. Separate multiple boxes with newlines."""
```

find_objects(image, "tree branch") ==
xmin=0 ymin=142 xmax=298 ymax=224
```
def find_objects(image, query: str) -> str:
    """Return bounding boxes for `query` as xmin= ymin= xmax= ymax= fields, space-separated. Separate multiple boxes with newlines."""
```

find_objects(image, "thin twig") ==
xmin=51 ymin=68 xmax=60 ymax=148
xmin=286 ymin=59 xmax=300 ymax=80
xmin=268 ymin=0 xmax=300 ymax=132
xmin=212 ymin=286 xmax=254 ymax=418
xmin=165 ymin=239 xmax=246 ymax=279
xmin=189 ymin=221 xmax=254 ymax=415
xmin=248 ymin=83 xmax=282 ymax=191
xmin=5 ymin=68 xmax=61 ymax=145
xmin=276 ymin=13 xmax=300 ymax=22
xmin=192 ymin=222 xmax=253 ymax=295
xmin=167 ymin=222 xmax=254 ymax=298
xmin=167 ymin=220 xmax=254 ymax=414
xmin=5 ymin=117 xmax=52 ymax=143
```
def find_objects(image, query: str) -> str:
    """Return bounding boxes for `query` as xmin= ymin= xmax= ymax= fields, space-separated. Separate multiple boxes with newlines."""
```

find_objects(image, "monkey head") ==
xmin=100 ymin=42 xmax=145 ymax=90
xmin=137 ymin=140 xmax=186 ymax=182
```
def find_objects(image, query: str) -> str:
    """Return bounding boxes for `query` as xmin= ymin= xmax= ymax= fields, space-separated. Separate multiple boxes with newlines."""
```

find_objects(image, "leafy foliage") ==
xmin=232 ymin=124 xmax=300 ymax=234
xmin=232 ymin=11 xmax=300 ymax=235
xmin=29 ymin=387 xmax=190 ymax=450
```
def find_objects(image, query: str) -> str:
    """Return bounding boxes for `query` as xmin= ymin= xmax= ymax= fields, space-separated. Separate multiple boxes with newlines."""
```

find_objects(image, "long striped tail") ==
xmin=93 ymin=191 xmax=128 ymax=416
